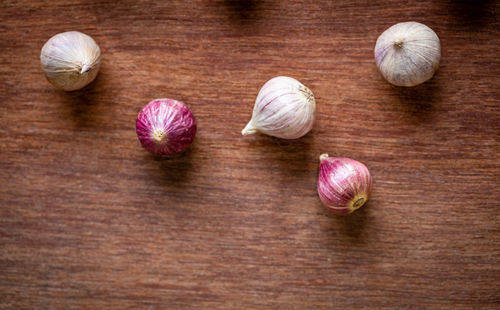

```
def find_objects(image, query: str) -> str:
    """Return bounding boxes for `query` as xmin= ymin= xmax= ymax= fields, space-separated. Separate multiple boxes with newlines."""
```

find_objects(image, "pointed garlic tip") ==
xmin=319 ymin=153 xmax=329 ymax=161
xmin=241 ymin=122 xmax=257 ymax=136
xmin=80 ymin=64 xmax=91 ymax=74
xmin=393 ymin=40 xmax=403 ymax=48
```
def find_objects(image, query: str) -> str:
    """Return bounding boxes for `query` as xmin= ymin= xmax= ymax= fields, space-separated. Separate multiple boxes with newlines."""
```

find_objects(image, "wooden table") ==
xmin=1 ymin=1 xmax=499 ymax=308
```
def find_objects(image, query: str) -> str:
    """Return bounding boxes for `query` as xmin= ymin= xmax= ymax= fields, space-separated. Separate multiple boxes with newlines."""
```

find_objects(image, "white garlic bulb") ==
xmin=241 ymin=76 xmax=316 ymax=139
xmin=40 ymin=31 xmax=101 ymax=91
xmin=374 ymin=22 xmax=441 ymax=87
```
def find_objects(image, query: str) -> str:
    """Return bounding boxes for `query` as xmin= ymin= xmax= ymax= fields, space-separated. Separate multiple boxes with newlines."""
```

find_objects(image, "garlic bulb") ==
xmin=136 ymin=99 xmax=197 ymax=156
xmin=242 ymin=76 xmax=316 ymax=139
xmin=40 ymin=31 xmax=101 ymax=91
xmin=374 ymin=22 xmax=441 ymax=87
xmin=318 ymin=154 xmax=372 ymax=215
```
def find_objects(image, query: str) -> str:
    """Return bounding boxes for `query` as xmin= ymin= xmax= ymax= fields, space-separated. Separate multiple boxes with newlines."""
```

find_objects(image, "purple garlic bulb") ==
xmin=318 ymin=154 xmax=372 ymax=215
xmin=136 ymin=99 xmax=197 ymax=156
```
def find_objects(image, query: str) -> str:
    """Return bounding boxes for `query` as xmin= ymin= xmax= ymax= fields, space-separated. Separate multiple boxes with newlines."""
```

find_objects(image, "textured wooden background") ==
xmin=1 ymin=0 xmax=499 ymax=309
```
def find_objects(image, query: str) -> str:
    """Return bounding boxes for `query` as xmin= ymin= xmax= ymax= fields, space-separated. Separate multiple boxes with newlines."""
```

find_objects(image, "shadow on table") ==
xmin=223 ymin=0 xmax=263 ymax=25
xmin=323 ymin=201 xmax=372 ymax=245
xmin=391 ymin=78 xmax=442 ymax=124
xmin=145 ymin=143 xmax=197 ymax=190
xmin=53 ymin=71 xmax=107 ymax=128
xmin=446 ymin=0 xmax=496 ymax=29
xmin=247 ymin=131 xmax=315 ymax=179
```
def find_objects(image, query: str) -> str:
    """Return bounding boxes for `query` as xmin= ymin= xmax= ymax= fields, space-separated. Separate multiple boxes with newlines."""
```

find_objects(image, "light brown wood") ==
xmin=1 ymin=0 xmax=499 ymax=308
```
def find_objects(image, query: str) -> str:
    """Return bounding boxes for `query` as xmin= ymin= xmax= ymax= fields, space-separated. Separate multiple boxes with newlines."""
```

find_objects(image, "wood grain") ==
xmin=1 ymin=0 xmax=499 ymax=309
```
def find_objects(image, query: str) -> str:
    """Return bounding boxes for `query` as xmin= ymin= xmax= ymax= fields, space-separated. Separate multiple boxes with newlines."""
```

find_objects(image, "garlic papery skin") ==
xmin=242 ymin=76 xmax=316 ymax=139
xmin=317 ymin=154 xmax=372 ymax=215
xmin=40 ymin=31 xmax=101 ymax=91
xmin=374 ymin=22 xmax=441 ymax=87
xmin=136 ymin=99 xmax=197 ymax=156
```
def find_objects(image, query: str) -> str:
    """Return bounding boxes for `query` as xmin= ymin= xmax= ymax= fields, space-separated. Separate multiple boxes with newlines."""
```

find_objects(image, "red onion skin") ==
xmin=136 ymin=99 xmax=196 ymax=156
xmin=318 ymin=155 xmax=372 ymax=215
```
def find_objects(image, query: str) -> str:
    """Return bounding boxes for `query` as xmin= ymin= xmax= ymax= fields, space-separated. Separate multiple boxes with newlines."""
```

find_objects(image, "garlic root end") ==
xmin=349 ymin=194 xmax=367 ymax=212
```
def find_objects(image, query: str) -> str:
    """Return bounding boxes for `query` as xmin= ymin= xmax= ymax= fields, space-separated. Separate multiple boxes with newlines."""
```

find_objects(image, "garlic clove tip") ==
xmin=319 ymin=153 xmax=329 ymax=161
xmin=80 ymin=64 xmax=91 ymax=74
xmin=241 ymin=122 xmax=258 ymax=136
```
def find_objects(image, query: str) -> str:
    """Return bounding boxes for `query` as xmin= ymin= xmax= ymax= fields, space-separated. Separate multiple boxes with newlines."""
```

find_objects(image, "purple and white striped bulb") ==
xmin=318 ymin=154 xmax=372 ymax=215
xmin=241 ymin=76 xmax=316 ymax=139
xmin=136 ymin=99 xmax=197 ymax=156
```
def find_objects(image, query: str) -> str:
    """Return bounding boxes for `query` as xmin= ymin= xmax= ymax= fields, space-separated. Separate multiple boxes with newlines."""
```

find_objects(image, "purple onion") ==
xmin=136 ymin=99 xmax=197 ymax=156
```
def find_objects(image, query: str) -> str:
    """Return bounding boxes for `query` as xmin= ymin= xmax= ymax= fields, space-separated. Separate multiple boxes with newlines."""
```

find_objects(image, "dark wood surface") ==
xmin=1 ymin=1 xmax=499 ymax=309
